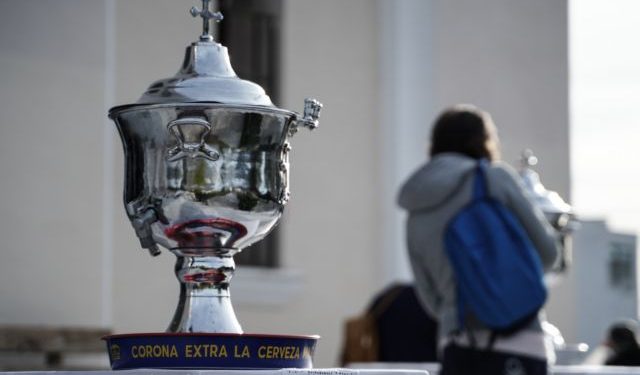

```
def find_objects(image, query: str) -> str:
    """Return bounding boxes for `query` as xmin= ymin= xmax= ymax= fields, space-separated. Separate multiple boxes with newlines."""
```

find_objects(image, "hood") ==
xmin=397 ymin=153 xmax=477 ymax=212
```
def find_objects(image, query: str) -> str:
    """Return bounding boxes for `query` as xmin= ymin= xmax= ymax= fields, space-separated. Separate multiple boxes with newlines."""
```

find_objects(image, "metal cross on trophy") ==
xmin=190 ymin=0 xmax=223 ymax=41
xmin=103 ymin=1 xmax=322 ymax=369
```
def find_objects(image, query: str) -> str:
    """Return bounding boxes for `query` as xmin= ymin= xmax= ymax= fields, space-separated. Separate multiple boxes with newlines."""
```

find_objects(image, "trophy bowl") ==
xmin=102 ymin=1 xmax=322 ymax=369
xmin=110 ymin=103 xmax=300 ymax=334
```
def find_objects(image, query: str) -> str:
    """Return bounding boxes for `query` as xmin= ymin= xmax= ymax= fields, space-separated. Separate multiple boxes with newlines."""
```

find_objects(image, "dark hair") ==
xmin=608 ymin=321 xmax=640 ymax=351
xmin=429 ymin=104 xmax=499 ymax=161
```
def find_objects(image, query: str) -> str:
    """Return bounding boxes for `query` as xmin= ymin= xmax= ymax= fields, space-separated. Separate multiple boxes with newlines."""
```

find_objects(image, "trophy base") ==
xmin=103 ymin=332 xmax=319 ymax=369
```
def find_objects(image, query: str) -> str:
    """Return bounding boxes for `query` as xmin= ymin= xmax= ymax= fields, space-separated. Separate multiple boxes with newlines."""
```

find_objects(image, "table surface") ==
xmin=5 ymin=364 xmax=640 ymax=375
xmin=0 ymin=369 xmax=429 ymax=375
xmin=350 ymin=362 xmax=640 ymax=375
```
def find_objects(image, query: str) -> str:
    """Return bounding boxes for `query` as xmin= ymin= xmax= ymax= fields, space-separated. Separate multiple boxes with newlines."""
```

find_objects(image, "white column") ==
xmin=377 ymin=0 xmax=436 ymax=286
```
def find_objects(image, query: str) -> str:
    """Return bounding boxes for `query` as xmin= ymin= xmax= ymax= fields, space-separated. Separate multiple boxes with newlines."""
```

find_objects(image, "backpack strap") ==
xmin=457 ymin=160 xmax=490 ymax=330
xmin=473 ymin=159 xmax=489 ymax=199
xmin=464 ymin=159 xmax=500 ymax=350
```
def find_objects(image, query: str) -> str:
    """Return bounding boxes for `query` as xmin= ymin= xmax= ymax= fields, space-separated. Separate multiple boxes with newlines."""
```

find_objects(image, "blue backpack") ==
xmin=444 ymin=160 xmax=547 ymax=333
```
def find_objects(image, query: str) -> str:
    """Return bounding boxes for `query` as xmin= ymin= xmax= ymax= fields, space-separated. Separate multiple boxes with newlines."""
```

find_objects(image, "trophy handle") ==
xmin=166 ymin=117 xmax=220 ymax=162
xmin=288 ymin=98 xmax=323 ymax=136
xmin=127 ymin=199 xmax=169 ymax=257
xmin=131 ymin=208 xmax=162 ymax=256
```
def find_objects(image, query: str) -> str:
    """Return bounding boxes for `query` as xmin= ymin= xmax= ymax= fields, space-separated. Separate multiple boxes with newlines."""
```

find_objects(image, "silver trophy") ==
xmin=519 ymin=150 xmax=588 ymax=361
xmin=109 ymin=1 xmax=321 ymax=334
xmin=519 ymin=149 xmax=578 ymax=274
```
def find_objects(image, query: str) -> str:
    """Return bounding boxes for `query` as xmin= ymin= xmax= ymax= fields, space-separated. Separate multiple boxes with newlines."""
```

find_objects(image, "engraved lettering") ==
xmin=257 ymin=345 xmax=301 ymax=359
xmin=130 ymin=345 xmax=179 ymax=359
xmin=235 ymin=344 xmax=250 ymax=358
xmin=185 ymin=343 xmax=229 ymax=358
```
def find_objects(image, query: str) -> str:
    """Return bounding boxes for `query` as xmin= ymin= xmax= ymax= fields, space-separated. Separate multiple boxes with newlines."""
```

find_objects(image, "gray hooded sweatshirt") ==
xmin=397 ymin=153 xmax=559 ymax=349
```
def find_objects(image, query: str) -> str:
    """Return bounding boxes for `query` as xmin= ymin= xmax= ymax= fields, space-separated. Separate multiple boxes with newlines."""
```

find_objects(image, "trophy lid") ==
xmin=135 ymin=41 xmax=274 ymax=107
xmin=110 ymin=0 xmax=274 ymax=115
xmin=519 ymin=149 xmax=572 ymax=216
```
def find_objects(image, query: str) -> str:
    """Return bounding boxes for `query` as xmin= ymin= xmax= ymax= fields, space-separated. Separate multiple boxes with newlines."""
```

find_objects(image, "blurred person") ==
xmin=371 ymin=283 xmax=438 ymax=362
xmin=339 ymin=283 xmax=438 ymax=365
xmin=397 ymin=105 xmax=560 ymax=375
xmin=602 ymin=320 xmax=640 ymax=366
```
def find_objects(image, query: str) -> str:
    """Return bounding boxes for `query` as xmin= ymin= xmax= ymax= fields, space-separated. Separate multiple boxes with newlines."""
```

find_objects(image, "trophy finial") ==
xmin=190 ymin=0 xmax=224 ymax=42
xmin=520 ymin=148 xmax=538 ymax=169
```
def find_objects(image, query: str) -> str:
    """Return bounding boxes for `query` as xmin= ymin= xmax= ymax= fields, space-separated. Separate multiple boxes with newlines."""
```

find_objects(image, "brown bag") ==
xmin=340 ymin=313 xmax=379 ymax=365
xmin=339 ymin=285 xmax=404 ymax=365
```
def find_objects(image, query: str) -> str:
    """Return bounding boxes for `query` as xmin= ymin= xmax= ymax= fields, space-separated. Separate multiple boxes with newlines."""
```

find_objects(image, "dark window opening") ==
xmin=609 ymin=241 xmax=635 ymax=292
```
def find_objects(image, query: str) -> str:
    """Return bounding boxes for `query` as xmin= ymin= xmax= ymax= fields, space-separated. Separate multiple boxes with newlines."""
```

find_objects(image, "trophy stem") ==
xmin=168 ymin=254 xmax=242 ymax=333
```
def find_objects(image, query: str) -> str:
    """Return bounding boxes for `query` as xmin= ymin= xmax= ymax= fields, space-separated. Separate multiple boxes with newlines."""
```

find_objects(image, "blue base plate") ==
xmin=103 ymin=332 xmax=319 ymax=369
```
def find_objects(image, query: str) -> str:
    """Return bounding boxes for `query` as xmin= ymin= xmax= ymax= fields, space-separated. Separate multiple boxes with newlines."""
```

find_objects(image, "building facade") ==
xmin=0 ymin=0 xmax=570 ymax=366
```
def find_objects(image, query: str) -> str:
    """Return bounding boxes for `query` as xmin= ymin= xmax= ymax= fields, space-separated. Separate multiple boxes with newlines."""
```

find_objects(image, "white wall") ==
xmin=0 ymin=0 xmax=571 ymax=368
xmin=430 ymin=0 xmax=570 ymax=197
xmin=0 ymin=0 xmax=106 ymax=327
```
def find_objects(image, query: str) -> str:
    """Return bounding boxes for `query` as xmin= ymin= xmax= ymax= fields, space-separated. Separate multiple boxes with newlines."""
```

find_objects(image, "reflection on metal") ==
xmin=109 ymin=2 xmax=321 ymax=334
xmin=166 ymin=117 xmax=219 ymax=162
xmin=519 ymin=149 xmax=579 ymax=274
